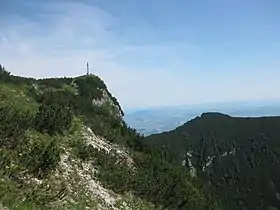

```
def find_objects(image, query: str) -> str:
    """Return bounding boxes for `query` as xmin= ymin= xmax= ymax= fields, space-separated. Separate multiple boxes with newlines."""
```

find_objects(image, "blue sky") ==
xmin=1 ymin=0 xmax=280 ymax=110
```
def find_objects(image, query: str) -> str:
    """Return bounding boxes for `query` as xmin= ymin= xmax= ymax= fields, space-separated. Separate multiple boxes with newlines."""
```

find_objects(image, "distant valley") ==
xmin=124 ymin=100 xmax=280 ymax=135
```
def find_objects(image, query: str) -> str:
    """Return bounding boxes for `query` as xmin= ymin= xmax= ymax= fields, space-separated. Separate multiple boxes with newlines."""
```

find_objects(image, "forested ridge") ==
xmin=0 ymin=65 xmax=221 ymax=210
xmin=147 ymin=112 xmax=280 ymax=210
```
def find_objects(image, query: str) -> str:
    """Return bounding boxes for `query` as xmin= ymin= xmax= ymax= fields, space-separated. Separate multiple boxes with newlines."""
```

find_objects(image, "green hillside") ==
xmin=147 ymin=112 xmax=280 ymax=210
xmin=0 ymin=65 xmax=220 ymax=210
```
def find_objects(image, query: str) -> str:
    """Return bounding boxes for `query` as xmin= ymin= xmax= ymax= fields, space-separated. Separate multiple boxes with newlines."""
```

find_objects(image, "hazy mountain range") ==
xmin=124 ymin=100 xmax=280 ymax=135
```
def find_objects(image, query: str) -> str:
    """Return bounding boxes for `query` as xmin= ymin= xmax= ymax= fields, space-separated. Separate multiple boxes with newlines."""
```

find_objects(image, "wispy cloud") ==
xmin=0 ymin=1 xmax=202 ymax=109
xmin=1 ymin=0 xmax=280 ymax=110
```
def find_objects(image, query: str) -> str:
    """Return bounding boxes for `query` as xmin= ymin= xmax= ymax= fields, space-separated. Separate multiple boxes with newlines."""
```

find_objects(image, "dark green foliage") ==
xmin=24 ymin=182 xmax=67 ymax=206
xmin=0 ymin=65 xmax=221 ymax=209
xmin=122 ymin=126 xmax=147 ymax=151
xmin=26 ymin=85 xmax=40 ymax=101
xmin=0 ymin=105 xmax=32 ymax=148
xmin=74 ymin=76 xmax=105 ymax=99
xmin=70 ymin=139 xmax=98 ymax=161
xmin=0 ymin=64 xmax=35 ymax=85
xmin=148 ymin=112 xmax=280 ymax=210
xmin=20 ymin=137 xmax=61 ymax=178
xmin=133 ymin=149 xmax=220 ymax=210
xmin=201 ymin=134 xmax=280 ymax=209
xmin=37 ymin=77 xmax=72 ymax=89
xmin=70 ymin=137 xmax=220 ymax=209
xmin=96 ymin=156 xmax=133 ymax=194
xmin=34 ymin=94 xmax=73 ymax=135
xmin=38 ymin=89 xmax=73 ymax=107
xmin=92 ymin=145 xmax=220 ymax=210
xmin=74 ymin=75 xmax=124 ymax=116
xmin=0 ymin=65 xmax=11 ymax=82
xmin=29 ymin=75 xmax=127 ymax=146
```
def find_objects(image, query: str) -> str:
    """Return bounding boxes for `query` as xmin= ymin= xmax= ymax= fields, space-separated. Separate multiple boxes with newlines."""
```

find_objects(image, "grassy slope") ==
xmin=0 ymin=67 xmax=221 ymax=210
xmin=0 ymin=76 xmax=154 ymax=209
xmin=0 ymin=83 xmax=38 ymax=112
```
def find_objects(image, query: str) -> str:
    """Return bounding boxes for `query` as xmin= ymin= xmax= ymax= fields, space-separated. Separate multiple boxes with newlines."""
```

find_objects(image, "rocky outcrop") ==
xmin=92 ymin=89 xmax=123 ymax=119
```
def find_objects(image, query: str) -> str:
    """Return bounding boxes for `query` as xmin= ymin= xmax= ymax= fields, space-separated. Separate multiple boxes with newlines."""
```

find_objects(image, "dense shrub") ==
xmin=91 ymin=145 xmax=221 ymax=210
xmin=0 ymin=65 xmax=11 ymax=83
xmin=70 ymin=139 xmax=98 ymax=161
xmin=0 ymin=65 xmax=35 ymax=85
xmin=20 ymin=134 xmax=61 ymax=178
xmin=0 ymin=65 xmax=222 ymax=209
xmin=34 ymin=99 xmax=72 ymax=135
xmin=36 ymin=77 xmax=72 ymax=89
xmin=0 ymin=105 xmax=32 ymax=148
xmin=96 ymin=157 xmax=133 ymax=194
xmin=74 ymin=76 xmax=105 ymax=99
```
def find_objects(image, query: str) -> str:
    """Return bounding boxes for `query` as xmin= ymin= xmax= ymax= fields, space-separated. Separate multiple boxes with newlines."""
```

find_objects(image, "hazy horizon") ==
xmin=124 ymin=98 xmax=280 ymax=113
xmin=125 ymin=100 xmax=280 ymax=135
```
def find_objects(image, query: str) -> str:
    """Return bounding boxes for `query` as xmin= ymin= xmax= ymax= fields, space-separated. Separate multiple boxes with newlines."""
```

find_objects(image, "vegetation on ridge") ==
xmin=0 ymin=65 xmax=221 ymax=209
xmin=147 ymin=112 xmax=280 ymax=210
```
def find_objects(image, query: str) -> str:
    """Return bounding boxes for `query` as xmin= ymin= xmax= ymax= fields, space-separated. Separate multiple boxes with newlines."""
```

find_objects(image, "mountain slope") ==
xmin=147 ymin=112 xmax=280 ymax=210
xmin=0 ymin=65 xmax=220 ymax=210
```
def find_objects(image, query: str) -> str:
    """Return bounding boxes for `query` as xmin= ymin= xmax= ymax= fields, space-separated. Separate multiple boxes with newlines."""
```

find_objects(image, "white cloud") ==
xmin=1 ymin=1 xmax=279 ymax=111
xmin=0 ymin=1 xmax=201 ymax=109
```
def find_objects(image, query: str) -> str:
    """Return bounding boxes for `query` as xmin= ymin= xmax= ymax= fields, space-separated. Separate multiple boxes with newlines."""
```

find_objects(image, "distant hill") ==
xmin=147 ymin=112 xmax=280 ymax=210
xmin=125 ymin=102 xmax=280 ymax=136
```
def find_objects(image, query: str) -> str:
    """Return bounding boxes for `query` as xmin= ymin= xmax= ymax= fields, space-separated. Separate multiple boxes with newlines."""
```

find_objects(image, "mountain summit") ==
xmin=0 ymin=65 xmax=220 ymax=210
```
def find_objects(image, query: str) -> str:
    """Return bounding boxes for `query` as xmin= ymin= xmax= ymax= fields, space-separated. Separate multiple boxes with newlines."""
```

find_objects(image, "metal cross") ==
xmin=86 ymin=62 xmax=90 ymax=75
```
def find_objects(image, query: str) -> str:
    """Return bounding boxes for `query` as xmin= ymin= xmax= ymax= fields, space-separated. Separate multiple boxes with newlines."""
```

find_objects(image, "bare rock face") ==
xmin=50 ymin=126 xmax=136 ymax=210
xmin=92 ymin=89 xmax=123 ymax=119
xmin=71 ymin=75 xmax=124 ymax=120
